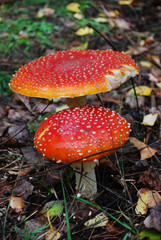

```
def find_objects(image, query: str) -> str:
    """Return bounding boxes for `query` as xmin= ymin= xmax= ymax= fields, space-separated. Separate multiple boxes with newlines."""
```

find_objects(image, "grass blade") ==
xmin=60 ymin=176 xmax=71 ymax=240
xmin=71 ymin=195 xmax=137 ymax=234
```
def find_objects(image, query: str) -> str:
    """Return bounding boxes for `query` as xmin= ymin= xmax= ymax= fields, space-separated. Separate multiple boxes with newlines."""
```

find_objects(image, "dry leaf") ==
xmin=75 ymin=27 xmax=93 ymax=36
xmin=84 ymin=212 xmax=108 ymax=228
xmin=18 ymin=31 xmax=28 ymax=39
xmin=148 ymin=73 xmax=158 ymax=82
xmin=142 ymin=113 xmax=158 ymax=126
xmin=37 ymin=7 xmax=55 ymax=18
xmin=108 ymin=10 xmax=119 ymax=18
xmin=45 ymin=229 xmax=61 ymax=240
xmin=156 ymin=82 xmax=161 ymax=88
xmin=73 ymin=13 xmax=83 ymax=20
xmin=135 ymin=188 xmax=161 ymax=215
xmin=94 ymin=17 xmax=108 ymax=23
xmin=127 ymin=86 xmax=152 ymax=96
xmin=10 ymin=196 xmax=25 ymax=213
xmin=151 ymin=55 xmax=161 ymax=65
xmin=66 ymin=2 xmax=80 ymax=13
xmin=140 ymin=61 xmax=152 ymax=68
xmin=144 ymin=205 xmax=161 ymax=232
xmin=126 ymin=46 xmax=147 ymax=55
xmin=130 ymin=137 xmax=157 ymax=160
xmin=115 ymin=18 xmax=130 ymax=30
xmin=119 ymin=0 xmax=134 ymax=5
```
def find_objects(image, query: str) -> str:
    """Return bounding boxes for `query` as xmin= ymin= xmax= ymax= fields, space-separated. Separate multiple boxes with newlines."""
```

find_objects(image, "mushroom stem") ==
xmin=66 ymin=96 xmax=86 ymax=108
xmin=71 ymin=161 xmax=98 ymax=200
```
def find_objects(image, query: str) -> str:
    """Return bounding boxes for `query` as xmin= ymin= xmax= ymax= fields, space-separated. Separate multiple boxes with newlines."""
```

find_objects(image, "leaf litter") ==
xmin=0 ymin=0 xmax=161 ymax=239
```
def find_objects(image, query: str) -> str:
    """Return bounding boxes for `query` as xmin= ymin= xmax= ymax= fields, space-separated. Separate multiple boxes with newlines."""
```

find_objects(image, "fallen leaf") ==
xmin=94 ymin=17 xmax=108 ymax=23
xmin=13 ymin=180 xmax=34 ymax=200
xmin=66 ymin=2 xmax=80 ymax=13
xmin=148 ymin=73 xmax=158 ymax=82
xmin=119 ymin=0 xmax=134 ymax=5
xmin=144 ymin=36 xmax=154 ymax=44
xmin=130 ymin=137 xmax=157 ymax=160
xmin=75 ymin=27 xmax=94 ymax=36
xmin=84 ymin=212 xmax=108 ymax=228
xmin=127 ymin=86 xmax=152 ymax=96
xmin=125 ymin=94 xmax=144 ymax=108
xmin=115 ymin=18 xmax=130 ymax=30
xmin=135 ymin=188 xmax=161 ymax=215
xmin=0 ymin=104 xmax=7 ymax=120
xmin=45 ymin=229 xmax=61 ymax=240
xmin=140 ymin=61 xmax=152 ymax=68
xmin=138 ymin=169 xmax=161 ymax=190
xmin=139 ymin=230 xmax=161 ymax=240
xmin=126 ymin=46 xmax=147 ymax=55
xmin=37 ymin=7 xmax=55 ymax=18
xmin=55 ymin=104 xmax=68 ymax=112
xmin=108 ymin=10 xmax=119 ymax=18
xmin=42 ymin=201 xmax=64 ymax=218
xmin=71 ymin=41 xmax=88 ymax=50
xmin=10 ymin=196 xmax=25 ymax=213
xmin=142 ymin=113 xmax=158 ymax=126
xmin=144 ymin=204 xmax=161 ymax=232
xmin=156 ymin=82 xmax=161 ymax=88
xmin=73 ymin=13 xmax=83 ymax=19
xmin=18 ymin=31 xmax=28 ymax=39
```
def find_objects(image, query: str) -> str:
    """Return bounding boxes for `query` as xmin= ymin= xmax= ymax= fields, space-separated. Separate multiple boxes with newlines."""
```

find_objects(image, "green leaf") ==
xmin=139 ymin=230 xmax=161 ymax=240
xmin=48 ymin=202 xmax=63 ymax=217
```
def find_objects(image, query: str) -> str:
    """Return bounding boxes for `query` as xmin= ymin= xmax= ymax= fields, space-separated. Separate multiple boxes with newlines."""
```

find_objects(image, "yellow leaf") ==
xmin=108 ymin=10 xmax=119 ymax=18
xmin=128 ymin=86 xmax=152 ymax=96
xmin=84 ymin=212 xmax=108 ymax=228
xmin=71 ymin=42 xmax=88 ymax=50
xmin=135 ymin=188 xmax=161 ymax=215
xmin=45 ymin=229 xmax=61 ymax=240
xmin=75 ymin=27 xmax=93 ymax=36
xmin=140 ymin=61 xmax=152 ymax=68
xmin=130 ymin=137 xmax=157 ymax=160
xmin=119 ymin=0 xmax=134 ymax=5
xmin=66 ymin=2 xmax=80 ymax=13
xmin=142 ymin=113 xmax=158 ymax=126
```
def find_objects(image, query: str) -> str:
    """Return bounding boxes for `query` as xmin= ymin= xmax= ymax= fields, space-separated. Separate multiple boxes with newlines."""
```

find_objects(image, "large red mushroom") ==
xmin=10 ymin=50 xmax=139 ymax=107
xmin=34 ymin=105 xmax=131 ymax=200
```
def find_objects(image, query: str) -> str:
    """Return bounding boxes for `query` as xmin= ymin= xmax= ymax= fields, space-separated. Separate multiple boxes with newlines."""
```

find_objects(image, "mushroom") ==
xmin=34 ymin=105 xmax=131 ymax=200
xmin=10 ymin=50 xmax=139 ymax=108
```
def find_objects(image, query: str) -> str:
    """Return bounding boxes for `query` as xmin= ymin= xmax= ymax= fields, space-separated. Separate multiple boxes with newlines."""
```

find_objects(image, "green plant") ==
xmin=15 ymin=222 xmax=47 ymax=240
xmin=0 ymin=72 xmax=12 ymax=95
xmin=27 ymin=113 xmax=50 ymax=133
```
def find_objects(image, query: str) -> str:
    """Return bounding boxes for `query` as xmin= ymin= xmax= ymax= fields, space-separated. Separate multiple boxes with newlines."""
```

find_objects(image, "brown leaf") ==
xmin=138 ymin=170 xmax=161 ymax=190
xmin=10 ymin=196 xmax=25 ymax=213
xmin=130 ymin=137 xmax=158 ymax=160
xmin=0 ymin=104 xmax=7 ymax=120
xmin=16 ymin=94 xmax=32 ymax=113
xmin=144 ymin=204 xmax=161 ymax=232
xmin=126 ymin=46 xmax=147 ymax=55
xmin=13 ymin=180 xmax=34 ymax=200
xmin=135 ymin=188 xmax=161 ymax=215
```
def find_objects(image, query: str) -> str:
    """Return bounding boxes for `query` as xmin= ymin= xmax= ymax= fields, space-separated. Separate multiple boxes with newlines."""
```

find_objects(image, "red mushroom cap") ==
xmin=34 ymin=105 xmax=130 ymax=163
xmin=10 ymin=50 xmax=139 ymax=99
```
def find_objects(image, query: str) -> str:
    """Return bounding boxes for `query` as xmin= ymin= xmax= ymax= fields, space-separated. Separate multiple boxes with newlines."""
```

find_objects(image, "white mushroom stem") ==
xmin=66 ymin=96 xmax=86 ymax=108
xmin=71 ymin=161 xmax=99 ymax=200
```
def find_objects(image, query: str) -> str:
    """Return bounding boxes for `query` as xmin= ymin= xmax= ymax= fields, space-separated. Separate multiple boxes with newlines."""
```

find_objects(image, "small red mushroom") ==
xmin=10 ymin=50 xmax=139 ymax=107
xmin=34 ymin=105 xmax=130 ymax=200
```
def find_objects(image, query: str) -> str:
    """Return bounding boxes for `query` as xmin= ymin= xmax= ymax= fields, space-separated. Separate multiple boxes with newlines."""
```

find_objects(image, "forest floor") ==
xmin=0 ymin=0 xmax=161 ymax=239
